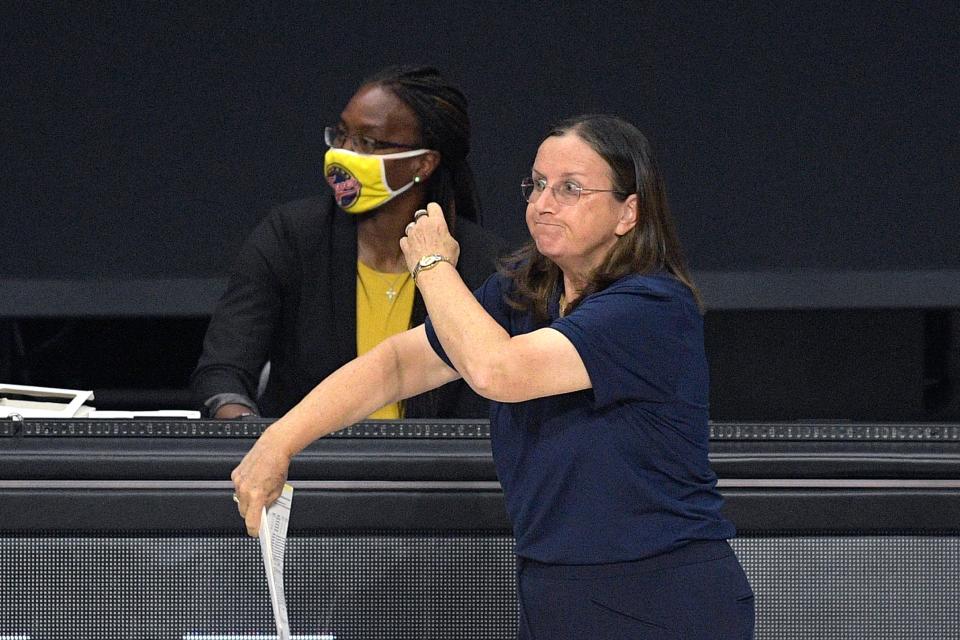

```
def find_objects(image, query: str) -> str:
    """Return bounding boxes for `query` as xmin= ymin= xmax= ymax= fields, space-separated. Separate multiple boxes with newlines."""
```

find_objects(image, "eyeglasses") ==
xmin=324 ymin=125 xmax=420 ymax=154
xmin=520 ymin=176 xmax=624 ymax=206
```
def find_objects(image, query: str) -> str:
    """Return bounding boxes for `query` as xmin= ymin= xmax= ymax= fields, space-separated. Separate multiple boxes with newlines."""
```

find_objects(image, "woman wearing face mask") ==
xmin=232 ymin=114 xmax=754 ymax=638
xmin=191 ymin=65 xmax=504 ymax=419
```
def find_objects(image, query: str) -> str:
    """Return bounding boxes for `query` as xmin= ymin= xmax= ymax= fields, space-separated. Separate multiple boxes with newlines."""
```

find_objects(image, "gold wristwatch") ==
xmin=412 ymin=254 xmax=452 ymax=281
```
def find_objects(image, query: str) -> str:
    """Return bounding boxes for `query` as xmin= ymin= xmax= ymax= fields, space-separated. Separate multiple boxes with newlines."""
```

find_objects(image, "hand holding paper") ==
xmin=259 ymin=483 xmax=294 ymax=640
xmin=231 ymin=433 xmax=291 ymax=537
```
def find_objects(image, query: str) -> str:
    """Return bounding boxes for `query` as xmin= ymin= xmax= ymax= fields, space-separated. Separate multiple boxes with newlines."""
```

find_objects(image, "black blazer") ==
xmin=191 ymin=194 xmax=505 ymax=418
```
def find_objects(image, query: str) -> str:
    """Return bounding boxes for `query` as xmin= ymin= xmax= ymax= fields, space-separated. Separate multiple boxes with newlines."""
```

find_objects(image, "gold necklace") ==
xmin=379 ymin=272 xmax=408 ymax=302
xmin=360 ymin=263 xmax=410 ymax=302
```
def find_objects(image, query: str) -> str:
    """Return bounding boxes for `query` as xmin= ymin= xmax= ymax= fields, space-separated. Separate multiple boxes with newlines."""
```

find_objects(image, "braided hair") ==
xmin=362 ymin=65 xmax=480 ymax=225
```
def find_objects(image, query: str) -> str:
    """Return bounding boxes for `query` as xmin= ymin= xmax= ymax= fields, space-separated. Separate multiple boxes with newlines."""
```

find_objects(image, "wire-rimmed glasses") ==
xmin=520 ymin=176 xmax=624 ymax=205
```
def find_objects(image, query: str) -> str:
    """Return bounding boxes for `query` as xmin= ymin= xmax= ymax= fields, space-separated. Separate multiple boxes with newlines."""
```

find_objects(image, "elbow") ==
xmin=464 ymin=369 xmax=498 ymax=401
xmin=462 ymin=358 xmax=522 ymax=403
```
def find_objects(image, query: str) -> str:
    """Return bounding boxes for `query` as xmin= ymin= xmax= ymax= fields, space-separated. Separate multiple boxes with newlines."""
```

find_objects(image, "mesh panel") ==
xmin=733 ymin=537 xmax=960 ymax=639
xmin=1 ymin=535 xmax=958 ymax=639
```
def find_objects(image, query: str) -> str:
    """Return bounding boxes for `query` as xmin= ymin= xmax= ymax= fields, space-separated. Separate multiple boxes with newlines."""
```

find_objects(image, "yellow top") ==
xmin=356 ymin=260 xmax=415 ymax=418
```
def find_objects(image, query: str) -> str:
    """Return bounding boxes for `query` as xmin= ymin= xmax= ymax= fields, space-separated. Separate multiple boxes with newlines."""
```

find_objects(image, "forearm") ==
xmin=256 ymin=326 xmax=456 ymax=459
xmin=258 ymin=340 xmax=403 ymax=459
xmin=232 ymin=324 xmax=458 ymax=535
xmin=191 ymin=363 xmax=260 ymax=406
xmin=414 ymin=263 xmax=511 ymax=397
xmin=400 ymin=202 xmax=520 ymax=399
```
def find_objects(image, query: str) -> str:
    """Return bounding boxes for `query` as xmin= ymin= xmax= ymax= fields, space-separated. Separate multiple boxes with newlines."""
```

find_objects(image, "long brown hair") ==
xmin=502 ymin=114 xmax=702 ymax=321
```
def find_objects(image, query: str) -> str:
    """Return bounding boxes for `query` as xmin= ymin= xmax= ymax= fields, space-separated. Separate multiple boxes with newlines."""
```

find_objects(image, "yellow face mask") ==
xmin=324 ymin=146 xmax=431 ymax=214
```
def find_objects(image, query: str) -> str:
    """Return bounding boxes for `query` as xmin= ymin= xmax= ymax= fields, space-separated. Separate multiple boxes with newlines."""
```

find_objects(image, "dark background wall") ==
xmin=1 ymin=1 xmax=957 ymax=419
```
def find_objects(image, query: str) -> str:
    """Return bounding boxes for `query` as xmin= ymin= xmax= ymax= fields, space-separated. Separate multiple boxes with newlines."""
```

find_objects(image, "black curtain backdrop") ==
xmin=2 ymin=1 xmax=958 ymax=287
xmin=1 ymin=1 xmax=959 ymax=419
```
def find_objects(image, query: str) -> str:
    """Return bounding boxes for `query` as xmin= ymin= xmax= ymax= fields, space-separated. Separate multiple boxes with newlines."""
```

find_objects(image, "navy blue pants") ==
xmin=516 ymin=540 xmax=755 ymax=640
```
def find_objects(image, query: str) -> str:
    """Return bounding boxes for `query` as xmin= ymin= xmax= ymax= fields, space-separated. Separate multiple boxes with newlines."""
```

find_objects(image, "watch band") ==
xmin=412 ymin=254 xmax=453 ymax=281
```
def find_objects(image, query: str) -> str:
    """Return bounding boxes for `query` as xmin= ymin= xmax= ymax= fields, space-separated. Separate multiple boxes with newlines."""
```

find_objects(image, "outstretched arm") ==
xmin=231 ymin=324 xmax=459 ymax=535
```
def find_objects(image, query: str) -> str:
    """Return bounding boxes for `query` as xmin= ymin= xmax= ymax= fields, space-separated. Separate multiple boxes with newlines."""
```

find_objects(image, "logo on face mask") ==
xmin=325 ymin=163 xmax=361 ymax=209
xmin=323 ymin=146 xmax=431 ymax=214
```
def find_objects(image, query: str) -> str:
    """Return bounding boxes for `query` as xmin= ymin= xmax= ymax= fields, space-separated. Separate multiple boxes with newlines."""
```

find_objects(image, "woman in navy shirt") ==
xmin=232 ymin=114 xmax=755 ymax=639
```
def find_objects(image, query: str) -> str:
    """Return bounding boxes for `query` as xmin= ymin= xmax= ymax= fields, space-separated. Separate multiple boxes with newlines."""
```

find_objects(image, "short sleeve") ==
xmin=550 ymin=281 xmax=684 ymax=408
xmin=423 ymin=315 xmax=454 ymax=369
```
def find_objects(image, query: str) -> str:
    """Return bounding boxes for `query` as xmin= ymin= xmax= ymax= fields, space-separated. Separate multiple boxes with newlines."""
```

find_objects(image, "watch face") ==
xmin=419 ymin=254 xmax=440 ymax=267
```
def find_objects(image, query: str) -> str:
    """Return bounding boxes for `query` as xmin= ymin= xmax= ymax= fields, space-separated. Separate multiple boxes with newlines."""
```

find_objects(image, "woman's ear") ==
xmin=615 ymin=193 xmax=639 ymax=236
xmin=416 ymin=150 xmax=442 ymax=182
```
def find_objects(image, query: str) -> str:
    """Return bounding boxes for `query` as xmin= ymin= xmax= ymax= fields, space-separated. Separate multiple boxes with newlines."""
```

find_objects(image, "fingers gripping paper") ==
xmin=259 ymin=484 xmax=294 ymax=640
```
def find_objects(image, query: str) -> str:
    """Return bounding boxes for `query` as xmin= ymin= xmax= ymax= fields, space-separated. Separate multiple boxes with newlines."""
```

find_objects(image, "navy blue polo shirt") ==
xmin=424 ymin=271 xmax=735 ymax=564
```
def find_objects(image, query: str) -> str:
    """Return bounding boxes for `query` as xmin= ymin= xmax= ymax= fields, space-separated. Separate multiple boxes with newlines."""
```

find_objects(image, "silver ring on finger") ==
xmin=232 ymin=494 xmax=240 ymax=504
xmin=413 ymin=209 xmax=429 ymax=221
xmin=405 ymin=222 xmax=416 ymax=235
